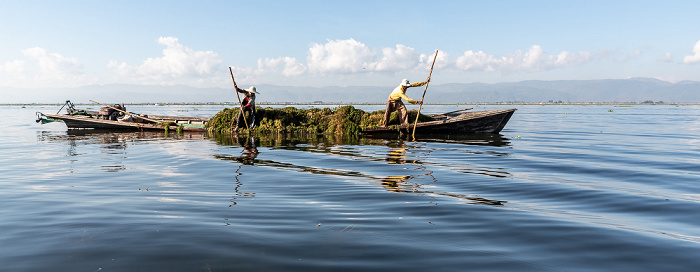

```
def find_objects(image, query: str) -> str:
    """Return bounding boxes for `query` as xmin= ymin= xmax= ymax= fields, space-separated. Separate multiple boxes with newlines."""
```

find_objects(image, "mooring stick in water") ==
xmin=412 ymin=50 xmax=439 ymax=140
xmin=229 ymin=67 xmax=249 ymax=130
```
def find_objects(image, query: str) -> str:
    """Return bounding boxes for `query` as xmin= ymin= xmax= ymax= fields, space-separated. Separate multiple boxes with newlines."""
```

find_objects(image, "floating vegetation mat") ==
xmin=206 ymin=106 xmax=432 ymax=135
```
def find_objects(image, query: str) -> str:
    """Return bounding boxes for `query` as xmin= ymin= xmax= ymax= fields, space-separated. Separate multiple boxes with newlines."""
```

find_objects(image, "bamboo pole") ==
xmin=431 ymin=107 xmax=473 ymax=117
xmin=229 ymin=67 xmax=249 ymax=129
xmin=89 ymin=100 xmax=161 ymax=124
xmin=412 ymin=50 xmax=439 ymax=140
xmin=56 ymin=100 xmax=68 ymax=114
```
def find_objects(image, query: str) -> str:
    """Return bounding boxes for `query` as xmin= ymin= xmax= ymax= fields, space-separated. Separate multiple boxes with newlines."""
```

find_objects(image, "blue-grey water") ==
xmin=2 ymin=104 xmax=700 ymax=271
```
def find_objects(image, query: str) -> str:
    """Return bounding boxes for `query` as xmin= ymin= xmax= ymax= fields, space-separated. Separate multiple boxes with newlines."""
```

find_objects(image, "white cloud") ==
xmin=238 ymin=40 xmax=601 ymax=82
xmin=657 ymin=52 xmax=673 ymax=62
xmin=256 ymin=57 xmax=306 ymax=76
xmin=281 ymin=57 xmax=306 ymax=76
xmin=23 ymin=47 xmax=83 ymax=76
xmin=304 ymin=39 xmax=433 ymax=76
xmin=367 ymin=44 xmax=420 ymax=72
xmin=455 ymin=50 xmax=499 ymax=72
xmin=555 ymin=50 xmax=593 ymax=66
xmin=0 ymin=47 xmax=91 ymax=88
xmin=103 ymin=38 xmax=442 ymax=86
xmin=108 ymin=36 xmax=222 ymax=86
xmin=455 ymin=45 xmax=594 ymax=74
xmin=683 ymin=40 xmax=700 ymax=64
xmin=307 ymin=38 xmax=373 ymax=74
xmin=429 ymin=50 xmax=450 ymax=70
xmin=0 ymin=60 xmax=27 ymax=75
xmin=256 ymin=58 xmax=282 ymax=72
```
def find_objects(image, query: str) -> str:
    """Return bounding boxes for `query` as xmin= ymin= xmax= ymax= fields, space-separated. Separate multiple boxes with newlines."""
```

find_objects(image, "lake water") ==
xmin=2 ymin=104 xmax=700 ymax=271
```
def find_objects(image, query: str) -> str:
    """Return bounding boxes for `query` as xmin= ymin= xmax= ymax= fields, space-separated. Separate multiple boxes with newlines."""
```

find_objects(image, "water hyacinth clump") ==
xmin=206 ymin=106 xmax=432 ymax=135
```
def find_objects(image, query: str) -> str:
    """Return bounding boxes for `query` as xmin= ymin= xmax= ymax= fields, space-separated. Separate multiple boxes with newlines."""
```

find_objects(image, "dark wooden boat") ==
xmin=41 ymin=112 xmax=209 ymax=131
xmin=37 ymin=101 xmax=514 ymax=135
xmin=37 ymin=101 xmax=209 ymax=132
xmin=363 ymin=108 xmax=516 ymax=136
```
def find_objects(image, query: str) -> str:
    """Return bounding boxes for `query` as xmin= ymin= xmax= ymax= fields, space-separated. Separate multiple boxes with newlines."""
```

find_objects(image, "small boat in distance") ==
xmin=362 ymin=108 xmax=517 ymax=136
xmin=37 ymin=100 xmax=209 ymax=132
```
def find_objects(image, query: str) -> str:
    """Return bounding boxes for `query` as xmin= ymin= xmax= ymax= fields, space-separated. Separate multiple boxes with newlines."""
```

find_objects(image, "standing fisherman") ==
xmin=236 ymin=86 xmax=259 ymax=129
xmin=381 ymin=78 xmax=428 ymax=127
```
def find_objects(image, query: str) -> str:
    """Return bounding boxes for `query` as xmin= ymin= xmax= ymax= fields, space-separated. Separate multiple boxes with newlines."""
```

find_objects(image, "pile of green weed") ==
xmin=206 ymin=106 xmax=432 ymax=135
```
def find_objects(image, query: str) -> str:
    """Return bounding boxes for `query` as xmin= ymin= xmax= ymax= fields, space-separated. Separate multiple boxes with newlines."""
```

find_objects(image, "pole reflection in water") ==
xmin=228 ymin=136 xmax=258 ymax=210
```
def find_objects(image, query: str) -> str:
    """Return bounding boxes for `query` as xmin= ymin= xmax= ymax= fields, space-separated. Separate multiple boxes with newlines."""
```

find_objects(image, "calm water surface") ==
xmin=1 ymin=104 xmax=700 ymax=271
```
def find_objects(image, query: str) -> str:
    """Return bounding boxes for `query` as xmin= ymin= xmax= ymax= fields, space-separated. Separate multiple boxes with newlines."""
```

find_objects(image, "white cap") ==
xmin=400 ymin=79 xmax=410 ymax=87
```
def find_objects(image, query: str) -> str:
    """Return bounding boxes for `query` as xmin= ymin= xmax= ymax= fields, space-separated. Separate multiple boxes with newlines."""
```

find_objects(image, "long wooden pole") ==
xmin=431 ymin=107 xmax=473 ymax=117
xmin=89 ymin=100 xmax=161 ymax=124
xmin=56 ymin=100 xmax=68 ymax=114
xmin=229 ymin=67 xmax=249 ymax=129
xmin=412 ymin=50 xmax=439 ymax=139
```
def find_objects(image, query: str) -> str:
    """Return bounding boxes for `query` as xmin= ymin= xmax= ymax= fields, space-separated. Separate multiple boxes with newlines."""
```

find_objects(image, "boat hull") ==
xmin=363 ymin=109 xmax=516 ymax=136
xmin=44 ymin=113 xmax=209 ymax=132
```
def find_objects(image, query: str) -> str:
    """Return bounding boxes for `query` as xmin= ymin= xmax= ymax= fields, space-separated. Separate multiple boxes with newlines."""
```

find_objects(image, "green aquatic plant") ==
xmin=155 ymin=121 xmax=184 ymax=134
xmin=206 ymin=106 xmax=432 ymax=135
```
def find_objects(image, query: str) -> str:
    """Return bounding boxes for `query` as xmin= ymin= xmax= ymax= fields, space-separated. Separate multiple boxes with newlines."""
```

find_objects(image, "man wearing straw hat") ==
xmin=381 ymin=78 xmax=428 ymax=127
xmin=236 ymin=86 xmax=260 ymax=129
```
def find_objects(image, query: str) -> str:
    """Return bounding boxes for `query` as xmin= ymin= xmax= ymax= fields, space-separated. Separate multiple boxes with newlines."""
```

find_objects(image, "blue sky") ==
xmin=1 ymin=0 xmax=699 ymax=91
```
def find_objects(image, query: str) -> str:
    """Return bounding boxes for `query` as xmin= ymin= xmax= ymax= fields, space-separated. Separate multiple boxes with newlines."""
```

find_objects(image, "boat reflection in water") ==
xmin=211 ymin=132 xmax=510 ymax=206
xmin=37 ymin=129 xmax=509 ymax=205
xmin=36 ymin=129 xmax=208 ymax=172
xmin=38 ymin=129 xmax=207 ymax=143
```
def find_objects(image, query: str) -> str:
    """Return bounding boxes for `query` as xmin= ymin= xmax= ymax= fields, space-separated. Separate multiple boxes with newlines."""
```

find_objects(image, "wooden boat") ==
xmin=37 ymin=101 xmax=209 ymax=132
xmin=37 ymin=101 xmax=514 ymax=135
xmin=362 ymin=108 xmax=516 ymax=136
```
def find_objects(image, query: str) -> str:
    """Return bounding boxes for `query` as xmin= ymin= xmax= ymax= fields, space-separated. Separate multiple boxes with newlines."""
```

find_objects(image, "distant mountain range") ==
xmin=3 ymin=77 xmax=699 ymax=104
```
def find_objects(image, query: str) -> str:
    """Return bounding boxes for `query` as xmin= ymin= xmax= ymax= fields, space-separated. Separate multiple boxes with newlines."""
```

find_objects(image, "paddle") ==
xmin=229 ymin=67 xmax=249 ymax=129
xmin=89 ymin=100 xmax=161 ymax=124
xmin=412 ymin=50 xmax=439 ymax=139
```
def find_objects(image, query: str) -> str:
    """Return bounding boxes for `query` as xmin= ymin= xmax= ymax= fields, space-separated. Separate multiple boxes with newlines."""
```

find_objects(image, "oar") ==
xmin=89 ymin=100 xmax=161 ymax=124
xmin=229 ymin=67 xmax=249 ymax=130
xmin=412 ymin=49 xmax=439 ymax=140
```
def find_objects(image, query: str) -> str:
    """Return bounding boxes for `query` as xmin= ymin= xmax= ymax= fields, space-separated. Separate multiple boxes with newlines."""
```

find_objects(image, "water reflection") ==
xmin=36 ymin=130 xmax=207 ymax=172
xmin=229 ymin=163 xmax=256 ymax=209
xmin=38 ymin=129 xmax=207 ymax=144
xmin=380 ymin=175 xmax=506 ymax=205
xmin=213 ymin=133 xmax=509 ymax=206
xmin=387 ymin=146 xmax=408 ymax=165
xmin=416 ymin=134 xmax=512 ymax=147
xmin=36 ymin=129 xmax=509 ymax=205
xmin=210 ymin=132 xmax=512 ymax=148
xmin=230 ymin=136 xmax=259 ymax=165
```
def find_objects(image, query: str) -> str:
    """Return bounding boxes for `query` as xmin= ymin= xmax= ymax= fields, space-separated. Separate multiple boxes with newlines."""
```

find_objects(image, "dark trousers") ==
xmin=236 ymin=108 xmax=256 ymax=129
xmin=382 ymin=99 xmax=408 ymax=127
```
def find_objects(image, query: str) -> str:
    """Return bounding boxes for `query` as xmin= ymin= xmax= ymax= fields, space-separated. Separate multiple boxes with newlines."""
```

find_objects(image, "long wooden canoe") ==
xmin=363 ymin=108 xmax=516 ymax=136
xmin=40 ymin=111 xmax=210 ymax=132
